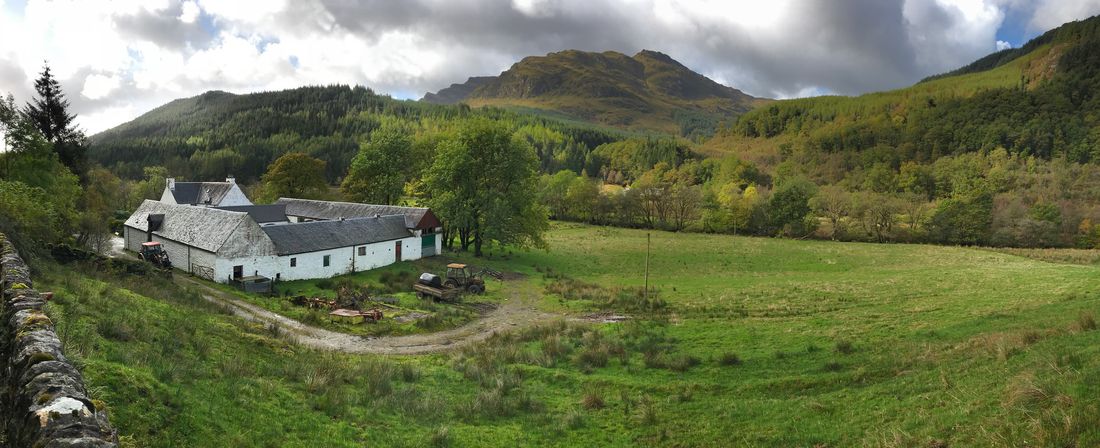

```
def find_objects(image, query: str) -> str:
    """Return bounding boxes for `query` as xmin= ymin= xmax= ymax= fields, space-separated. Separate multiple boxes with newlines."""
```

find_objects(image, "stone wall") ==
xmin=0 ymin=236 xmax=117 ymax=447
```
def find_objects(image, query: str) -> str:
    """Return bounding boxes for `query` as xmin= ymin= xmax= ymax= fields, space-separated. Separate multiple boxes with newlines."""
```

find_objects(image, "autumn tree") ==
xmin=810 ymin=186 xmax=852 ymax=240
xmin=258 ymin=152 xmax=328 ymax=202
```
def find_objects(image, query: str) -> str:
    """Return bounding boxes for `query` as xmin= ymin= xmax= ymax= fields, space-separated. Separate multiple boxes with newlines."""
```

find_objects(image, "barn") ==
xmin=123 ymin=199 xmax=434 ymax=283
xmin=275 ymin=198 xmax=443 ymax=256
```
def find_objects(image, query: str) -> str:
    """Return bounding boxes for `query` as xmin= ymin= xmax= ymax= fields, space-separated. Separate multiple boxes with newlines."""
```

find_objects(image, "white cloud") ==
xmin=2 ymin=0 xmax=1100 ymax=135
xmin=81 ymin=73 xmax=121 ymax=99
xmin=996 ymin=39 xmax=1012 ymax=50
xmin=179 ymin=1 xmax=200 ymax=23
xmin=1028 ymin=0 xmax=1100 ymax=32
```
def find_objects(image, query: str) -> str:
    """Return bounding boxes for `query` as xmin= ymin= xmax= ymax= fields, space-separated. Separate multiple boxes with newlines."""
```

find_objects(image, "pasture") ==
xmin=37 ymin=223 xmax=1100 ymax=447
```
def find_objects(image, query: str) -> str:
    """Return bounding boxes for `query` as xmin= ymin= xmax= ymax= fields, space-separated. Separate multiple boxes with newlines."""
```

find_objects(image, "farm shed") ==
xmin=123 ymin=200 xmax=434 ymax=283
xmin=160 ymin=177 xmax=253 ymax=207
xmin=275 ymin=198 xmax=443 ymax=256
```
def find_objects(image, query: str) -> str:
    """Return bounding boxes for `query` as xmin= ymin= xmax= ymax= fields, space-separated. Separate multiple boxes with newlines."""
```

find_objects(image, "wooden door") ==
xmin=395 ymin=241 xmax=402 ymax=262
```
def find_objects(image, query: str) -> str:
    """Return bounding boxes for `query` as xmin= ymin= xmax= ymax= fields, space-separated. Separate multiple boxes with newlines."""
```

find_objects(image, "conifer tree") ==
xmin=23 ymin=63 xmax=85 ymax=176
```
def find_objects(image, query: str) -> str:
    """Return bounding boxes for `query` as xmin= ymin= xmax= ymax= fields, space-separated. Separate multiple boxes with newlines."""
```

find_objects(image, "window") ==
xmin=323 ymin=255 xmax=331 ymax=267
xmin=290 ymin=258 xmax=296 ymax=267
xmin=358 ymin=246 xmax=366 ymax=256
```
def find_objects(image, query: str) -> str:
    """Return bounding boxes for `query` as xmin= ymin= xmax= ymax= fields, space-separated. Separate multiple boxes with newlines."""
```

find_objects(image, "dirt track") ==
xmin=176 ymin=275 xmax=559 ymax=355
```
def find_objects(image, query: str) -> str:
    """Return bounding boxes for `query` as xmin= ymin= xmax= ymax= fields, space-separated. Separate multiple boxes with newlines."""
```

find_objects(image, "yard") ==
xmin=35 ymin=222 xmax=1100 ymax=447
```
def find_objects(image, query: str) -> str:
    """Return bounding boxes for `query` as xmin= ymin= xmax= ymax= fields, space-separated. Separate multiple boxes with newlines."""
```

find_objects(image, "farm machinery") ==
xmin=414 ymin=263 xmax=503 ymax=301
xmin=137 ymin=242 xmax=173 ymax=270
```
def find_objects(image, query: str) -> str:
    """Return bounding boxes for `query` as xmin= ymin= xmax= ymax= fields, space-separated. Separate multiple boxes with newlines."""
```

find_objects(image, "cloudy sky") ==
xmin=1 ymin=0 xmax=1099 ymax=135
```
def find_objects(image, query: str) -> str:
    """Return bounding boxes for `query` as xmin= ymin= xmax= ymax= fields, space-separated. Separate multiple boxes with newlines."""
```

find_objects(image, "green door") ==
xmin=421 ymin=234 xmax=436 ymax=256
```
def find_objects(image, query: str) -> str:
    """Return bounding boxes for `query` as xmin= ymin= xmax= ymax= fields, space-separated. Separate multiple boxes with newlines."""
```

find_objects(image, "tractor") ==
xmin=138 ymin=242 xmax=172 ymax=269
xmin=443 ymin=263 xmax=501 ymax=294
xmin=414 ymin=263 xmax=503 ymax=301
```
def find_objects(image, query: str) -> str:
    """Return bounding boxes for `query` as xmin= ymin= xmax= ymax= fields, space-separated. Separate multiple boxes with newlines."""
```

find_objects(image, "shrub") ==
xmin=581 ymin=389 xmax=605 ymax=410
xmin=1020 ymin=330 xmax=1041 ymax=345
xmin=835 ymin=340 xmax=855 ymax=355
xmin=561 ymin=409 xmax=585 ymax=430
xmin=426 ymin=426 xmax=451 ymax=448
xmin=718 ymin=352 xmax=742 ymax=366
xmin=1074 ymin=312 xmax=1097 ymax=332
xmin=667 ymin=354 xmax=701 ymax=372
xmin=575 ymin=345 xmax=609 ymax=369
xmin=636 ymin=397 xmax=659 ymax=425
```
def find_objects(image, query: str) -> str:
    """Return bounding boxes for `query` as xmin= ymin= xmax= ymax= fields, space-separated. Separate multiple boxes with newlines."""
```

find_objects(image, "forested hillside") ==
xmin=690 ymin=15 xmax=1100 ymax=248
xmin=88 ymin=86 xmax=695 ymax=184
xmin=422 ymin=49 xmax=764 ymax=138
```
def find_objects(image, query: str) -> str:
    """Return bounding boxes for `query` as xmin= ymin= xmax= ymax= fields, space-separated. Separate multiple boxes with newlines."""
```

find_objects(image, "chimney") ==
xmin=166 ymin=178 xmax=176 ymax=191
xmin=226 ymin=175 xmax=236 ymax=184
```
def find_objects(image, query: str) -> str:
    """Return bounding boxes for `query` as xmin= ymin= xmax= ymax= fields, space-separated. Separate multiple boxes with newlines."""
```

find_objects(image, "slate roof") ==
xmin=261 ymin=215 xmax=411 ymax=255
xmin=170 ymin=182 xmax=235 ymax=205
xmin=124 ymin=200 xmax=249 ymax=253
xmin=215 ymin=205 xmax=288 ymax=224
xmin=275 ymin=198 xmax=440 ymax=229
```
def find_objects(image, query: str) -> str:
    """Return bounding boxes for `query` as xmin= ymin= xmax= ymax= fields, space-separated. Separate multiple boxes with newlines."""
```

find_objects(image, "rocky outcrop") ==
xmin=0 ymin=236 xmax=117 ymax=447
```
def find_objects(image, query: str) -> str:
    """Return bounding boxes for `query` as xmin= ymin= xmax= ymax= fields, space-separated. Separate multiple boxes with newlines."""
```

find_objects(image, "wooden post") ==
xmin=644 ymin=233 xmax=650 ymax=303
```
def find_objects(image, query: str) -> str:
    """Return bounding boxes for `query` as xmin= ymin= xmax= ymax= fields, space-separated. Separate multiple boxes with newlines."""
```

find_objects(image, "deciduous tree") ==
xmin=258 ymin=152 xmax=328 ymax=202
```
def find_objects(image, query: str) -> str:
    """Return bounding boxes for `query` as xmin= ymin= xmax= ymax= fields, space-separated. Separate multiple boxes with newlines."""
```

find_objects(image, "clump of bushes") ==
xmin=835 ymin=340 xmax=855 ymax=355
xmin=378 ymin=270 xmax=415 ymax=293
xmin=1074 ymin=312 xmax=1096 ymax=332
xmin=718 ymin=352 xmax=742 ymax=366
xmin=581 ymin=388 xmax=605 ymax=410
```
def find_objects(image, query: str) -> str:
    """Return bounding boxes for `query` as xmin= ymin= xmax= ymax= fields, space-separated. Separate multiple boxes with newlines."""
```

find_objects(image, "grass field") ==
xmin=36 ymin=222 xmax=1100 ymax=447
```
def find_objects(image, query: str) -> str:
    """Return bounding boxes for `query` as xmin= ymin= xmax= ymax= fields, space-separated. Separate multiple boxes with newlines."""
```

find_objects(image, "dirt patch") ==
xmin=497 ymin=270 xmax=528 ymax=281
xmin=176 ymin=275 xmax=560 ymax=355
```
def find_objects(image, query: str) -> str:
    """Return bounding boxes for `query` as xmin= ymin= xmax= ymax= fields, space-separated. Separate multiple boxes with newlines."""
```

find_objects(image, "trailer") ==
xmin=413 ymin=282 xmax=462 ymax=302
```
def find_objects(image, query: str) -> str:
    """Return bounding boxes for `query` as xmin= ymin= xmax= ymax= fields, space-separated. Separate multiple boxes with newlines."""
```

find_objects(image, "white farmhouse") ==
xmin=160 ymin=177 xmax=253 ymax=207
xmin=123 ymin=199 xmax=437 ymax=283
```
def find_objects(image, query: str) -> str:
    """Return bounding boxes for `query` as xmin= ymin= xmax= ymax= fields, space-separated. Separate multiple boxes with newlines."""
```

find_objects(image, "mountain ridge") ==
xmin=422 ymin=49 xmax=766 ymax=137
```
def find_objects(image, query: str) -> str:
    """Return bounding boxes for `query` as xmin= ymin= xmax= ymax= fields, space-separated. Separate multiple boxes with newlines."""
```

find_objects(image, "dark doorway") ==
xmin=395 ymin=241 xmax=402 ymax=262
xmin=233 ymin=265 xmax=243 ymax=279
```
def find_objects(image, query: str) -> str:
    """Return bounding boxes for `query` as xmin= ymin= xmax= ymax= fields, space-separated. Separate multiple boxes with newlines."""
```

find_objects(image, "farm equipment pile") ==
xmin=288 ymin=284 xmax=386 ymax=323
xmin=413 ymin=263 xmax=503 ymax=302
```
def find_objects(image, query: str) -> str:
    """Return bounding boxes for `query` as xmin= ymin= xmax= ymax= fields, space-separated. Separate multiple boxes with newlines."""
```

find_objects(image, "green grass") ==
xmin=36 ymin=222 xmax=1100 ymax=446
xmin=204 ymin=257 xmax=505 ymax=337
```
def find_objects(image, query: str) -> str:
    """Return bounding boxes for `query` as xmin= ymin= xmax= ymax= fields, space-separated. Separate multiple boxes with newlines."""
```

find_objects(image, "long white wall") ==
xmin=126 ymin=226 xmax=433 ymax=284
xmin=216 ymin=236 xmax=424 ymax=283
xmin=123 ymin=226 xmax=217 ymax=277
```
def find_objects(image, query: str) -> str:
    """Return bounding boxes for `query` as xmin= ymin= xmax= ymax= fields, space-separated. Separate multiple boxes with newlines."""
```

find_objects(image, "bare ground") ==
xmin=175 ymin=275 xmax=561 ymax=355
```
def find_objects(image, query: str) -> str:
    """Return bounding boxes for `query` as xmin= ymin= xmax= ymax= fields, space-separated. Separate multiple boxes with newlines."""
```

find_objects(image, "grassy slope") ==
xmin=38 ymin=223 xmax=1100 ymax=447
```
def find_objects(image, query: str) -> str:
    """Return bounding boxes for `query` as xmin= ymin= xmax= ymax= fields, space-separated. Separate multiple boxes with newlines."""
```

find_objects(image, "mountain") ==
xmin=705 ymin=15 xmax=1100 ymax=164
xmin=421 ymin=49 xmax=767 ymax=137
xmin=421 ymin=76 xmax=495 ymax=104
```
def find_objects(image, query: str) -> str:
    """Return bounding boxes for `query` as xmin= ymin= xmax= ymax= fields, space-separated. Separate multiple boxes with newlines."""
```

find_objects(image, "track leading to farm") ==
xmin=175 ymin=275 xmax=559 ymax=355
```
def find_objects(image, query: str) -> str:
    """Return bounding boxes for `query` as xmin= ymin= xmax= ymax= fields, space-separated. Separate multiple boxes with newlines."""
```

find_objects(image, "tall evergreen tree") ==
xmin=23 ymin=63 xmax=85 ymax=176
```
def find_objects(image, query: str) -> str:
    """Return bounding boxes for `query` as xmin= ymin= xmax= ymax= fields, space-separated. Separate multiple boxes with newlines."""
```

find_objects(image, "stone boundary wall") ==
xmin=0 ymin=236 xmax=117 ymax=447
